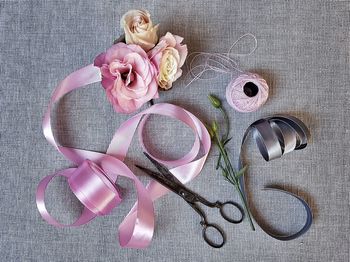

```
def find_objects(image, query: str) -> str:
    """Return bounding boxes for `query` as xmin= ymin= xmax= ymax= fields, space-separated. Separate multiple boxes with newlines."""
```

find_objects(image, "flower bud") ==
xmin=211 ymin=120 xmax=218 ymax=133
xmin=208 ymin=94 xmax=222 ymax=108
xmin=206 ymin=125 xmax=215 ymax=139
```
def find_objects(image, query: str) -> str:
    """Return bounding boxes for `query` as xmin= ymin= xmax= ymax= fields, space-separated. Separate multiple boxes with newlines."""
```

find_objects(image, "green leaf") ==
xmin=220 ymin=166 xmax=229 ymax=177
xmin=215 ymin=154 xmax=222 ymax=170
xmin=216 ymin=161 xmax=224 ymax=171
xmin=235 ymin=166 xmax=248 ymax=179
xmin=223 ymin=137 xmax=232 ymax=146
xmin=224 ymin=177 xmax=233 ymax=185
xmin=224 ymin=174 xmax=235 ymax=185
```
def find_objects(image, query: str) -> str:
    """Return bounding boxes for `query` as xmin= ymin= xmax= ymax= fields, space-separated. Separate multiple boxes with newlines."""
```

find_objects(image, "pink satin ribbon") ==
xmin=36 ymin=64 xmax=211 ymax=248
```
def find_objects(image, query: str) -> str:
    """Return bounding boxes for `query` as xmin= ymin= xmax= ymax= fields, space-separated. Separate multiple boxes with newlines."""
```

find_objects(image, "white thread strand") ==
xmin=185 ymin=33 xmax=258 ymax=87
xmin=185 ymin=34 xmax=269 ymax=113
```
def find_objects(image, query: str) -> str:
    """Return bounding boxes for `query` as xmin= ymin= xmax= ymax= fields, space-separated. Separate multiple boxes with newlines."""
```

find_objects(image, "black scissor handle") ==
xmin=201 ymin=223 xmax=226 ymax=248
xmin=217 ymin=201 xmax=244 ymax=224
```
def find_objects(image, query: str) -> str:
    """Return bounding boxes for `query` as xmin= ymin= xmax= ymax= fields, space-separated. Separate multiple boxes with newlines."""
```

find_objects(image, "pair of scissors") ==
xmin=136 ymin=152 xmax=244 ymax=248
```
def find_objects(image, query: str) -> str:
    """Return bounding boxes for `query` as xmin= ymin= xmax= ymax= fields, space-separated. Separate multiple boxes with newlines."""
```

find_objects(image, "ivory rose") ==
xmin=94 ymin=43 xmax=159 ymax=113
xmin=121 ymin=9 xmax=159 ymax=52
xmin=148 ymin=32 xmax=188 ymax=90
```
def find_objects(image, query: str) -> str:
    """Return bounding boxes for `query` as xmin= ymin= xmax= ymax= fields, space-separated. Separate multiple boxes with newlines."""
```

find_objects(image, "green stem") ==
xmin=215 ymin=136 xmax=233 ymax=176
xmin=216 ymin=106 xmax=230 ymax=170
xmin=215 ymin=106 xmax=230 ymax=170
xmin=215 ymin=131 xmax=236 ymax=178
xmin=235 ymin=184 xmax=255 ymax=231
xmin=214 ymin=129 xmax=255 ymax=231
xmin=219 ymin=107 xmax=230 ymax=141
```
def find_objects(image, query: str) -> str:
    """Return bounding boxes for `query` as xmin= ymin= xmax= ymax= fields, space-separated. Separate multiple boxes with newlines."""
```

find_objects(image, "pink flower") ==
xmin=148 ymin=32 xmax=188 ymax=90
xmin=94 ymin=43 xmax=159 ymax=113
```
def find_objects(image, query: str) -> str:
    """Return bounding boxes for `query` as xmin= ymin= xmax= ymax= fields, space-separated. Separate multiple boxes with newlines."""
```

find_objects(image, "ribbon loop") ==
xmin=37 ymin=64 xmax=211 ymax=248
xmin=67 ymin=160 xmax=121 ymax=216
xmin=36 ymin=169 xmax=97 ymax=228
xmin=239 ymin=115 xmax=313 ymax=240
xmin=252 ymin=119 xmax=282 ymax=161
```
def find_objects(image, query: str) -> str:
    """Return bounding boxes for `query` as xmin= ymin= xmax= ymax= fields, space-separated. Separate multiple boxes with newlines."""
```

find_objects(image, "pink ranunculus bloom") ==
xmin=148 ymin=32 xmax=188 ymax=90
xmin=94 ymin=43 xmax=159 ymax=113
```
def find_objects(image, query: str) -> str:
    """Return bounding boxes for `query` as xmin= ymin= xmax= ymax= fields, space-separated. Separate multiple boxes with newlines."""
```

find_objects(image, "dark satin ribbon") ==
xmin=239 ymin=115 xmax=313 ymax=240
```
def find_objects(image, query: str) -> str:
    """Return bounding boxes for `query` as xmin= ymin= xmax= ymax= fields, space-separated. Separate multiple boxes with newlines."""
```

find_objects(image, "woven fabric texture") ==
xmin=0 ymin=0 xmax=349 ymax=261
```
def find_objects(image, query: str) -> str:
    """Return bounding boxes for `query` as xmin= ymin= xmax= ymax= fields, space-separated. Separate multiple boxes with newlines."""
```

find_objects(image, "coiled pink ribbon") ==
xmin=36 ymin=64 xmax=211 ymax=248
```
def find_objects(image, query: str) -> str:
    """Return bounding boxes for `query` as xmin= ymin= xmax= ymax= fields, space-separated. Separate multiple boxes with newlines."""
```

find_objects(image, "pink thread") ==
xmin=186 ymin=34 xmax=268 ymax=112
xmin=226 ymin=73 xmax=269 ymax=112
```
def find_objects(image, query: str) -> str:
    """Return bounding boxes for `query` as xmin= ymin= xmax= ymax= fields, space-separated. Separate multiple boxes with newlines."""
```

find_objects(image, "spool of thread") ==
xmin=225 ymin=73 xmax=269 ymax=112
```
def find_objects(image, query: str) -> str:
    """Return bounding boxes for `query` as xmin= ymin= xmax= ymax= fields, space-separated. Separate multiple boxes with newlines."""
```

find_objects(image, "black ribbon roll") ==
xmin=239 ymin=115 xmax=313 ymax=240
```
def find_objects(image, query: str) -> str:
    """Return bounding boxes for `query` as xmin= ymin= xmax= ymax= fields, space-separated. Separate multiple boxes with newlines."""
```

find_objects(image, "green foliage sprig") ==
xmin=207 ymin=94 xmax=255 ymax=231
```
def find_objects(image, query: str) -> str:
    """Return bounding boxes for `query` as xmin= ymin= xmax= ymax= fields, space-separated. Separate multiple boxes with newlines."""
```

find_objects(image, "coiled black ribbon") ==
xmin=239 ymin=115 xmax=313 ymax=240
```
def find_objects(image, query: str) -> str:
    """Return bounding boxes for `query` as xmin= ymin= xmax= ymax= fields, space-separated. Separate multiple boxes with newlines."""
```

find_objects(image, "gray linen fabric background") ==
xmin=0 ymin=0 xmax=349 ymax=261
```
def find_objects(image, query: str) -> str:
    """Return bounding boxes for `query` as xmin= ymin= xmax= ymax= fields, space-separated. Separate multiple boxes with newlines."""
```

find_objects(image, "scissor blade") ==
xmin=135 ymin=164 xmax=178 ymax=192
xmin=141 ymin=152 xmax=191 ymax=193
xmin=142 ymin=152 xmax=173 ymax=177
xmin=142 ymin=152 xmax=186 ymax=186
xmin=138 ymin=154 xmax=206 ymax=205
xmin=134 ymin=165 xmax=158 ymax=177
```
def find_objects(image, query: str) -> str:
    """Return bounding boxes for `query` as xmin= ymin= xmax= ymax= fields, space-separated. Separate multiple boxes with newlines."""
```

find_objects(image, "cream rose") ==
xmin=157 ymin=48 xmax=181 ymax=89
xmin=121 ymin=9 xmax=159 ymax=52
xmin=148 ymin=32 xmax=188 ymax=90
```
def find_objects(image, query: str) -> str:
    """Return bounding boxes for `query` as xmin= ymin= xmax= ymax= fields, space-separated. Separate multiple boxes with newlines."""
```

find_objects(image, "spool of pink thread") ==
xmin=225 ymin=73 xmax=269 ymax=112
